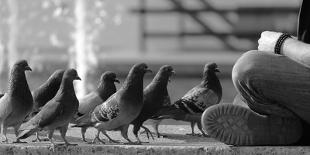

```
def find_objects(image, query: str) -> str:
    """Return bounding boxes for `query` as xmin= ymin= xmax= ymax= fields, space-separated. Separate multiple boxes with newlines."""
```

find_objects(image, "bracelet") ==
xmin=274 ymin=33 xmax=292 ymax=55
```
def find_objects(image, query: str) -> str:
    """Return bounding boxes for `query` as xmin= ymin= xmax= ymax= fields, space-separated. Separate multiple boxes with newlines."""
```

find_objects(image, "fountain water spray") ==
xmin=73 ymin=0 xmax=88 ymax=97
xmin=7 ymin=0 xmax=19 ymax=72
xmin=73 ymin=0 xmax=98 ymax=98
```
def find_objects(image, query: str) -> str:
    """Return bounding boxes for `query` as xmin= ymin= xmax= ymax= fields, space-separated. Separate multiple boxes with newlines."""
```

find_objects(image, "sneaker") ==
xmin=201 ymin=104 xmax=303 ymax=146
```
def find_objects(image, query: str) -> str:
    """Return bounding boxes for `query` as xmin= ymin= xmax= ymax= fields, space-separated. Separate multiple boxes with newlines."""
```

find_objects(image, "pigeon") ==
xmin=74 ymin=63 xmax=151 ymax=144
xmin=72 ymin=71 xmax=119 ymax=142
xmin=17 ymin=69 xmax=80 ymax=148
xmin=32 ymin=69 xmax=65 ymax=115
xmin=149 ymin=63 xmax=222 ymax=137
xmin=26 ymin=69 xmax=65 ymax=142
xmin=0 ymin=60 xmax=33 ymax=143
xmin=129 ymin=65 xmax=174 ymax=144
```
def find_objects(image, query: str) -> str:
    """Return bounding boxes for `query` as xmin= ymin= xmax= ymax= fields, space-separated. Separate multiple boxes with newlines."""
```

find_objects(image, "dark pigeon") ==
xmin=17 ymin=69 xmax=80 ymax=149
xmin=32 ymin=69 xmax=65 ymax=114
xmin=0 ymin=60 xmax=33 ymax=143
xmin=130 ymin=65 xmax=174 ymax=144
xmin=150 ymin=63 xmax=222 ymax=137
xmin=27 ymin=69 xmax=65 ymax=142
xmin=72 ymin=71 xmax=119 ymax=142
xmin=74 ymin=63 xmax=151 ymax=144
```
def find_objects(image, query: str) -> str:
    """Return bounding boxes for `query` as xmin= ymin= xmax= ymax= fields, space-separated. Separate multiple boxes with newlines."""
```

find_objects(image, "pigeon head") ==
xmin=123 ymin=63 xmax=151 ymax=91
xmin=96 ymin=71 xmax=118 ymax=100
xmin=203 ymin=63 xmax=220 ymax=75
xmin=131 ymin=63 xmax=152 ymax=75
xmin=14 ymin=60 xmax=32 ymax=72
xmin=159 ymin=65 xmax=175 ymax=76
xmin=8 ymin=60 xmax=33 ymax=105
xmin=154 ymin=65 xmax=175 ymax=83
xmin=64 ymin=69 xmax=81 ymax=81
xmin=100 ymin=71 xmax=120 ymax=84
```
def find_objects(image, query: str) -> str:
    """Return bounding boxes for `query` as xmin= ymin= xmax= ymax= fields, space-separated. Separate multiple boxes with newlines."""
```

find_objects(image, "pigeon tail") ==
xmin=71 ymin=111 xmax=95 ymax=127
xmin=17 ymin=123 xmax=39 ymax=140
xmin=183 ymin=113 xmax=202 ymax=122
xmin=18 ymin=128 xmax=38 ymax=140
xmin=70 ymin=122 xmax=96 ymax=128
xmin=151 ymin=105 xmax=187 ymax=121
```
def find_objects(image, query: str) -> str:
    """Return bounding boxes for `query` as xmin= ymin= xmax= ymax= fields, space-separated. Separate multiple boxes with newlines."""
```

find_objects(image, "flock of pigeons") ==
xmin=0 ymin=59 xmax=222 ymax=149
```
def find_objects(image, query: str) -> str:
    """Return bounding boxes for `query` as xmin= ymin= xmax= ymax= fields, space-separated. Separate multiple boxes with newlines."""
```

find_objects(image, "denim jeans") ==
xmin=232 ymin=50 xmax=310 ymax=124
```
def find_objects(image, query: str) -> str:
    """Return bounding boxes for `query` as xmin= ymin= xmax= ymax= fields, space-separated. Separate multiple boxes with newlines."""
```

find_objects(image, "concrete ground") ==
xmin=1 ymin=123 xmax=309 ymax=155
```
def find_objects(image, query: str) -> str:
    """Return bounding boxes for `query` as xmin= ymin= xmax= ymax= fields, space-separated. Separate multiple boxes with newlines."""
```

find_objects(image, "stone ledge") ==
xmin=1 ymin=144 xmax=310 ymax=155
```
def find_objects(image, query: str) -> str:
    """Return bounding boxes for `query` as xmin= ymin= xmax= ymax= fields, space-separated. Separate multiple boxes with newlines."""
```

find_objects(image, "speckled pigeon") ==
xmin=150 ymin=63 xmax=222 ymax=137
xmin=17 ymin=69 xmax=80 ymax=148
xmin=74 ymin=63 xmax=151 ymax=144
xmin=0 ymin=60 xmax=33 ymax=143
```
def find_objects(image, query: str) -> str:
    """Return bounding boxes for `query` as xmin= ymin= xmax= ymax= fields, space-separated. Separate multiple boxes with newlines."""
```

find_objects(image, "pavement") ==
xmin=0 ymin=124 xmax=309 ymax=155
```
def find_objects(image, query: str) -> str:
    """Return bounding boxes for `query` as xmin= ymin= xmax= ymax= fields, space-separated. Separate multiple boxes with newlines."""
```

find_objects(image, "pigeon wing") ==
xmin=36 ymin=99 xmax=63 ymax=128
xmin=174 ymin=86 xmax=217 ymax=114
xmin=92 ymin=94 xmax=120 ymax=122
xmin=0 ymin=94 xmax=13 ymax=120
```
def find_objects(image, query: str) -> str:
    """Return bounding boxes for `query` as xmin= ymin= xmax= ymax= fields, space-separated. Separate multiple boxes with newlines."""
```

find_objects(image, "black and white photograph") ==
xmin=0 ymin=0 xmax=307 ymax=154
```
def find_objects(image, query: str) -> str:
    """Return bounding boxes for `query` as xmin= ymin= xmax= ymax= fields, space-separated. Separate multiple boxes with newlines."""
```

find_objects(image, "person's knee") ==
xmin=232 ymin=50 xmax=269 ymax=87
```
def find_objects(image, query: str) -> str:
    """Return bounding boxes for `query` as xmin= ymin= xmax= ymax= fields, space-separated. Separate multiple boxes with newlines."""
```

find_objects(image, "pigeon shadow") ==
xmin=144 ymin=132 xmax=216 ymax=143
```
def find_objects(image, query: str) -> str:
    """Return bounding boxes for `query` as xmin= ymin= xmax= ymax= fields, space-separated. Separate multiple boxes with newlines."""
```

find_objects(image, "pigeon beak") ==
xmin=145 ymin=69 xmax=152 ymax=73
xmin=75 ymin=76 xmax=82 ymax=80
xmin=171 ymin=70 xmax=176 ymax=75
xmin=25 ymin=66 xmax=32 ymax=71
xmin=114 ymin=79 xmax=120 ymax=83
xmin=215 ymin=68 xmax=220 ymax=72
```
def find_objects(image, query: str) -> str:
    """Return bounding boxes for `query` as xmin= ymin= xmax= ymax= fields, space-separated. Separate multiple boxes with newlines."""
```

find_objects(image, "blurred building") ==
xmin=0 ymin=0 xmax=303 ymax=101
xmin=0 ymin=0 xmax=301 ymax=54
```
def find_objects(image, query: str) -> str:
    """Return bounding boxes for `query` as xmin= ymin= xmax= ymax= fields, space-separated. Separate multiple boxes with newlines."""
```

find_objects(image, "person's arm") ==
xmin=258 ymin=31 xmax=310 ymax=66
xmin=282 ymin=38 xmax=310 ymax=66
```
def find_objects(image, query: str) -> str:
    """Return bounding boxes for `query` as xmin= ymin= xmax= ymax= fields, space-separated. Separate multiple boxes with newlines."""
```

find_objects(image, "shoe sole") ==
xmin=201 ymin=104 xmax=302 ymax=146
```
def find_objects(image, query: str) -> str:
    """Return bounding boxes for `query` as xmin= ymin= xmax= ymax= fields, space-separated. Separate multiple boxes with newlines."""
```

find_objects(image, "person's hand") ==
xmin=258 ymin=31 xmax=282 ymax=53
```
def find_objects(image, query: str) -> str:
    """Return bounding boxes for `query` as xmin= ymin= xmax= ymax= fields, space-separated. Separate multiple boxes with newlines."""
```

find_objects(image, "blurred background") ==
xmin=0 ymin=0 xmax=302 ymax=103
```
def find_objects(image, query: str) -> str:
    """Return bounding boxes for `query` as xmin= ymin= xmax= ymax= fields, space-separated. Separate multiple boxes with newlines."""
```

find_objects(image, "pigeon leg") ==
xmin=90 ymin=129 xmax=105 ymax=144
xmin=140 ymin=121 xmax=166 ymax=138
xmin=197 ymin=121 xmax=208 ymax=137
xmin=153 ymin=120 xmax=167 ymax=138
xmin=101 ymin=130 xmax=120 ymax=143
xmin=48 ymin=130 xmax=56 ymax=151
xmin=13 ymin=125 xmax=27 ymax=143
xmin=141 ymin=125 xmax=154 ymax=140
xmin=32 ymin=132 xmax=42 ymax=142
xmin=186 ymin=121 xmax=196 ymax=136
xmin=32 ymin=132 xmax=49 ymax=142
xmin=1 ymin=123 xmax=8 ymax=143
xmin=184 ymin=114 xmax=205 ymax=137
xmin=133 ymin=134 xmax=142 ymax=145
xmin=59 ymin=125 xmax=76 ymax=146
xmin=81 ymin=127 xmax=87 ymax=142
xmin=120 ymin=125 xmax=135 ymax=144
xmin=132 ymin=125 xmax=143 ymax=144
